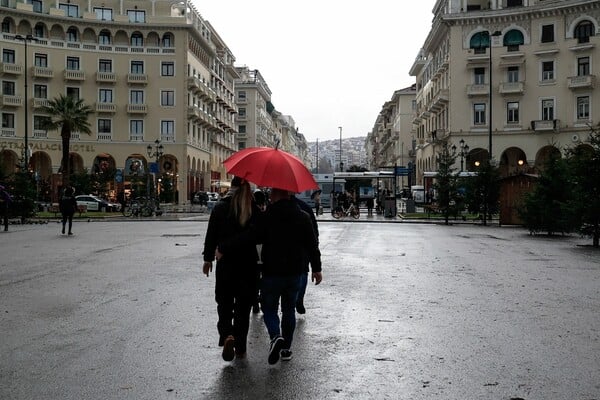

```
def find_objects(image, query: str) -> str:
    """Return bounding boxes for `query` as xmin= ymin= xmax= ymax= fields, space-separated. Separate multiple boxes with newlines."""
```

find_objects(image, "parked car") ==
xmin=192 ymin=191 xmax=209 ymax=205
xmin=208 ymin=192 xmax=219 ymax=201
xmin=76 ymin=195 xmax=121 ymax=212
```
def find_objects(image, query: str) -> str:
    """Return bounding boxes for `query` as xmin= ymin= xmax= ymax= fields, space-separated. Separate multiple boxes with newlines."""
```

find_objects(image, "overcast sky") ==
xmin=192 ymin=1 xmax=435 ymax=142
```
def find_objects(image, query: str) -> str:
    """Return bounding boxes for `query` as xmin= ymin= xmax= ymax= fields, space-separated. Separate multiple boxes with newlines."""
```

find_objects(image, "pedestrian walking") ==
xmin=202 ymin=176 xmax=261 ymax=361
xmin=291 ymin=194 xmax=319 ymax=315
xmin=366 ymin=196 xmax=374 ymax=217
xmin=59 ymin=186 xmax=77 ymax=235
xmin=0 ymin=184 xmax=11 ymax=232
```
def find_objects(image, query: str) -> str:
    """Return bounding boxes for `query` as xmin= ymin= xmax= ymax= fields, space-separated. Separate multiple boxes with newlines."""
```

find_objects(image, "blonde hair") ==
xmin=231 ymin=180 xmax=253 ymax=227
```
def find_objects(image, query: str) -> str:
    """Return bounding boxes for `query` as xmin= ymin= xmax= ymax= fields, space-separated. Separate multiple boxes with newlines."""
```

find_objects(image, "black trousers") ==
xmin=61 ymin=212 xmax=74 ymax=233
xmin=215 ymin=264 xmax=259 ymax=354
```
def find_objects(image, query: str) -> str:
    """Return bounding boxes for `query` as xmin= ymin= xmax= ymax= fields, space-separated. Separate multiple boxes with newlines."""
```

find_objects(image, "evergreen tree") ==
xmin=463 ymin=160 xmax=501 ymax=226
xmin=433 ymin=142 xmax=460 ymax=225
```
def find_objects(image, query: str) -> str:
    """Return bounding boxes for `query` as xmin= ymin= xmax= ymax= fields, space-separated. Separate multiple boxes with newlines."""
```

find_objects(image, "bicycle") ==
xmin=122 ymin=197 xmax=155 ymax=217
xmin=332 ymin=202 xmax=360 ymax=219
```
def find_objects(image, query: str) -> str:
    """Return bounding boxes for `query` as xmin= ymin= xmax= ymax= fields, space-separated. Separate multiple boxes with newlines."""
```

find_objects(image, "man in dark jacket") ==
xmin=291 ymin=194 xmax=318 ymax=314
xmin=260 ymin=188 xmax=322 ymax=364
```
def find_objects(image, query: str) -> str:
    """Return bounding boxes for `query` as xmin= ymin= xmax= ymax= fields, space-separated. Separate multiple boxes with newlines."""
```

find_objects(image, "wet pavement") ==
xmin=1 ymin=219 xmax=598 ymax=399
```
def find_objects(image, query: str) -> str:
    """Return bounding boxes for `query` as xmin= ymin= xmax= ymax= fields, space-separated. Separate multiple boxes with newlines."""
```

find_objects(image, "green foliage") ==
xmin=463 ymin=160 xmax=501 ymax=226
xmin=433 ymin=142 xmax=461 ymax=225
xmin=70 ymin=169 xmax=93 ymax=196
xmin=6 ymin=172 xmax=36 ymax=221
xmin=518 ymin=153 xmax=576 ymax=235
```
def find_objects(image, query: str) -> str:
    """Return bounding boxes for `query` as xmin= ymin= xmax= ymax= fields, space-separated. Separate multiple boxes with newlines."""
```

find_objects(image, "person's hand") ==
xmin=311 ymin=271 xmax=322 ymax=285
xmin=203 ymin=261 xmax=213 ymax=277
xmin=215 ymin=247 xmax=223 ymax=261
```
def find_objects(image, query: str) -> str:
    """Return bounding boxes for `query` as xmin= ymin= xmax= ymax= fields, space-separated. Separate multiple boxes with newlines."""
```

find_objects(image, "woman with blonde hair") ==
xmin=202 ymin=176 xmax=261 ymax=361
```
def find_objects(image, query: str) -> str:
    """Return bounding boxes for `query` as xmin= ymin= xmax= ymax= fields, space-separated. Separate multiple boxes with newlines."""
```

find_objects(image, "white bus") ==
xmin=295 ymin=173 xmax=345 ymax=209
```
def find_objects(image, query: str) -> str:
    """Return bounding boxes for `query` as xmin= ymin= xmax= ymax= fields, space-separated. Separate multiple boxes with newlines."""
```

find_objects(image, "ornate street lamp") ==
xmin=451 ymin=139 xmax=469 ymax=172
xmin=14 ymin=34 xmax=39 ymax=169
xmin=487 ymin=30 xmax=502 ymax=162
xmin=146 ymin=139 xmax=163 ymax=210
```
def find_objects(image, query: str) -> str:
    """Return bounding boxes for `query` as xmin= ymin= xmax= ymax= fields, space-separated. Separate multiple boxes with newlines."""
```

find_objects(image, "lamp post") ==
xmin=338 ymin=126 xmax=343 ymax=172
xmin=14 ymin=34 xmax=38 ymax=170
xmin=451 ymin=139 xmax=469 ymax=172
xmin=488 ymin=30 xmax=502 ymax=162
xmin=146 ymin=139 xmax=163 ymax=210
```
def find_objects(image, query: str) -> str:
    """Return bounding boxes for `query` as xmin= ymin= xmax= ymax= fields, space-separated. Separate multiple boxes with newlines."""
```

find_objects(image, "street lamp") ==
xmin=146 ymin=139 xmax=163 ymax=210
xmin=14 ymin=34 xmax=39 ymax=169
xmin=451 ymin=139 xmax=469 ymax=172
xmin=488 ymin=30 xmax=502 ymax=162
xmin=338 ymin=126 xmax=343 ymax=172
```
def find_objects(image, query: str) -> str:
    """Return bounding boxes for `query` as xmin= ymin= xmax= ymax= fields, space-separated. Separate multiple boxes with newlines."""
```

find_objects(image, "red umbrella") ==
xmin=223 ymin=147 xmax=318 ymax=193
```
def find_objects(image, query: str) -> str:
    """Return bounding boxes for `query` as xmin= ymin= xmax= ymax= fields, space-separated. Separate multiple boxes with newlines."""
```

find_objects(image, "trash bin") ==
xmin=384 ymin=198 xmax=396 ymax=217
xmin=405 ymin=199 xmax=415 ymax=213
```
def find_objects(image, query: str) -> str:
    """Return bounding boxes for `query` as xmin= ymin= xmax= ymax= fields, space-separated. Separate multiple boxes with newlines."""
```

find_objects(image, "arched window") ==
xmin=503 ymin=29 xmax=524 ymax=51
xmin=470 ymin=31 xmax=490 ymax=54
xmin=67 ymin=27 xmax=78 ymax=42
xmin=574 ymin=20 xmax=595 ymax=44
xmin=162 ymin=33 xmax=173 ymax=47
xmin=99 ymin=30 xmax=111 ymax=45
xmin=34 ymin=23 xmax=44 ymax=38
xmin=131 ymin=32 xmax=143 ymax=46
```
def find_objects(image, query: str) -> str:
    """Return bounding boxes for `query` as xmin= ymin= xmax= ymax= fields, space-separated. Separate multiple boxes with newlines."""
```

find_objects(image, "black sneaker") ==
xmin=268 ymin=336 xmax=284 ymax=365
xmin=280 ymin=349 xmax=292 ymax=361
xmin=295 ymin=302 xmax=306 ymax=314
xmin=222 ymin=335 xmax=235 ymax=361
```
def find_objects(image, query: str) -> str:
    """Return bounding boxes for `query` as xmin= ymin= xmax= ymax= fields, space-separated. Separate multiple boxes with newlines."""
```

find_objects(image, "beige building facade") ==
xmin=0 ymin=0 xmax=240 ymax=204
xmin=409 ymin=0 xmax=599 ymax=186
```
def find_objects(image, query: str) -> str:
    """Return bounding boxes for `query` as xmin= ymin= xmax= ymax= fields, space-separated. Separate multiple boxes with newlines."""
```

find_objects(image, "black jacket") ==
xmin=259 ymin=199 xmax=321 ymax=276
xmin=59 ymin=194 xmax=77 ymax=215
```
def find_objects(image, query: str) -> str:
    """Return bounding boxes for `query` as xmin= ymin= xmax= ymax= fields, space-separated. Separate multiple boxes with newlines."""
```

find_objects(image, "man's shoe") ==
xmin=280 ymin=349 xmax=293 ymax=361
xmin=222 ymin=335 xmax=235 ymax=361
xmin=295 ymin=302 xmax=306 ymax=314
xmin=61 ymin=227 xmax=65 ymax=234
xmin=268 ymin=336 xmax=284 ymax=365
xmin=68 ymin=232 xmax=73 ymax=235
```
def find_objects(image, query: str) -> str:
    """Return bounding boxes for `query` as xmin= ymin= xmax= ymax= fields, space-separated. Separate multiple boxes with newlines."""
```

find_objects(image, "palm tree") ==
xmin=41 ymin=94 xmax=93 ymax=187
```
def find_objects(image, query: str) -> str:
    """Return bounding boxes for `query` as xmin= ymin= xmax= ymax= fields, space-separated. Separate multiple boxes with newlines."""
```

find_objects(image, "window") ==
xmin=1 ymin=20 xmax=10 ymax=33
xmin=67 ymin=27 xmax=77 ymax=42
xmin=238 ymin=125 xmax=246 ymax=133
xmin=34 ymin=23 xmax=44 ymax=37
xmin=238 ymin=141 xmax=246 ymax=150
xmin=2 ymin=81 xmax=15 ymax=96
xmin=238 ymin=91 xmax=246 ymax=101
xmin=130 ymin=90 xmax=144 ymax=104
xmin=2 ymin=49 xmax=15 ymax=64
xmin=503 ymin=29 xmax=524 ymax=51
xmin=99 ymin=89 xmax=113 ymax=103
xmin=161 ymin=120 xmax=174 ymax=141
xmin=131 ymin=33 xmax=143 ymax=47
xmin=474 ymin=103 xmax=486 ymax=125
xmin=59 ymin=3 xmax=79 ymax=17
xmin=34 ymin=53 xmax=47 ymax=68
xmin=470 ymin=31 xmax=490 ymax=54
xmin=98 ymin=30 xmax=111 ymax=45
xmin=32 ymin=0 xmax=42 ymax=13
xmin=577 ymin=57 xmax=590 ymax=76
xmin=541 ymin=24 xmax=554 ymax=43
xmin=162 ymin=34 xmax=173 ymax=47
xmin=34 ymin=84 xmax=47 ymax=98
xmin=507 ymin=66 xmax=519 ymax=83
xmin=34 ymin=115 xmax=50 ymax=130
xmin=542 ymin=99 xmax=554 ymax=120
xmin=474 ymin=67 xmax=485 ymax=85
xmin=98 ymin=119 xmax=111 ymax=133
xmin=161 ymin=90 xmax=174 ymax=106
xmin=130 ymin=120 xmax=143 ymax=136
xmin=130 ymin=61 xmax=144 ymax=74
xmin=99 ymin=59 xmax=112 ymax=72
xmin=238 ymin=107 xmax=246 ymax=118
xmin=507 ymin=102 xmax=519 ymax=123
xmin=2 ymin=113 xmax=15 ymax=129
xmin=66 ymin=87 xmax=79 ymax=100
xmin=574 ymin=20 xmax=594 ymax=44
xmin=542 ymin=61 xmax=554 ymax=81
xmin=506 ymin=0 xmax=523 ymax=6
xmin=127 ymin=10 xmax=145 ymax=23
xmin=94 ymin=7 xmax=112 ymax=20
xmin=66 ymin=56 xmax=79 ymax=70
xmin=577 ymin=96 xmax=590 ymax=120
xmin=161 ymin=62 xmax=174 ymax=76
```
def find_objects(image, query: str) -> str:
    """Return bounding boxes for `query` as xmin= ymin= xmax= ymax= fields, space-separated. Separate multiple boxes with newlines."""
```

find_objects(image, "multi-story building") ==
xmin=0 ymin=0 xmax=239 ymax=204
xmin=409 ymin=0 xmax=599 ymax=187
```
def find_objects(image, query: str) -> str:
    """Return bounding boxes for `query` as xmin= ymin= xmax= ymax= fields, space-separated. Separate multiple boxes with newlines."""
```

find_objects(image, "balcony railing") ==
xmin=567 ymin=75 xmax=595 ymax=89
xmin=96 ymin=72 xmax=116 ymax=83
xmin=95 ymin=103 xmax=116 ymax=113
xmin=129 ymin=134 xmax=144 ymax=142
xmin=32 ymin=98 xmax=50 ymax=108
xmin=127 ymin=104 xmax=148 ymax=113
xmin=499 ymin=81 xmax=524 ymax=95
xmin=127 ymin=73 xmax=148 ymax=84
xmin=1 ymin=128 xmax=16 ymax=137
xmin=466 ymin=84 xmax=489 ymax=96
xmin=0 ymin=95 xmax=23 ymax=107
xmin=64 ymin=70 xmax=85 ymax=81
xmin=531 ymin=119 xmax=559 ymax=132
xmin=32 ymin=129 xmax=48 ymax=138
xmin=97 ymin=133 xmax=112 ymax=141
xmin=0 ymin=63 xmax=23 ymax=75
xmin=33 ymin=66 xmax=53 ymax=78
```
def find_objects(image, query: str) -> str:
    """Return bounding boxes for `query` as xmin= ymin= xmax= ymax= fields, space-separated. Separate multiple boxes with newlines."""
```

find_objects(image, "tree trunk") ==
xmin=61 ymin=128 xmax=71 ymax=187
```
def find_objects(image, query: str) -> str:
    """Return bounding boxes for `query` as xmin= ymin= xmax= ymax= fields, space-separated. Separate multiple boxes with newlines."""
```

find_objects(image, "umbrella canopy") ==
xmin=310 ymin=189 xmax=322 ymax=199
xmin=223 ymin=147 xmax=318 ymax=193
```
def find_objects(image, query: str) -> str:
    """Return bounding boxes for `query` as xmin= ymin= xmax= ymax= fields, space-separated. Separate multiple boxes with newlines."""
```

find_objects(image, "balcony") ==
xmin=531 ymin=119 xmax=559 ymax=132
xmin=97 ymin=133 xmax=112 ymax=141
xmin=0 ymin=63 xmax=23 ymax=75
xmin=96 ymin=72 xmax=116 ymax=83
xmin=32 ymin=129 xmax=48 ymax=139
xmin=127 ymin=104 xmax=148 ymax=114
xmin=95 ymin=103 xmax=116 ymax=113
xmin=499 ymin=81 xmax=524 ymax=95
xmin=1 ymin=128 xmax=16 ymax=137
xmin=33 ymin=66 xmax=53 ymax=79
xmin=567 ymin=75 xmax=595 ymax=90
xmin=127 ymin=73 xmax=148 ymax=84
xmin=467 ymin=84 xmax=489 ymax=97
xmin=0 ymin=95 xmax=23 ymax=107
xmin=32 ymin=98 xmax=50 ymax=108
xmin=64 ymin=70 xmax=85 ymax=81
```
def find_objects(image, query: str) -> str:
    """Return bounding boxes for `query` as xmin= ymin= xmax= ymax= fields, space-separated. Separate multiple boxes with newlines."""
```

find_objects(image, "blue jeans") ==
xmin=261 ymin=274 xmax=302 ymax=350
xmin=296 ymin=272 xmax=308 ymax=306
